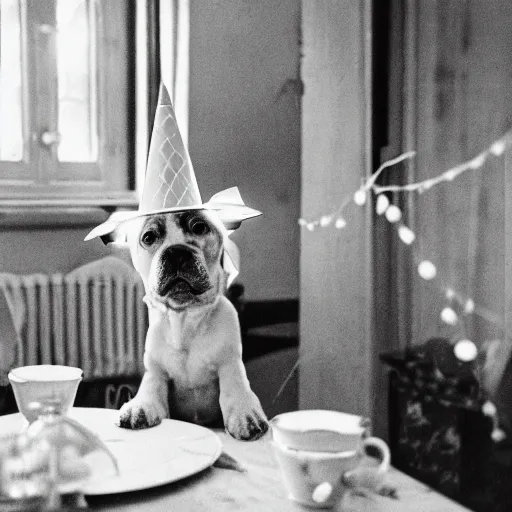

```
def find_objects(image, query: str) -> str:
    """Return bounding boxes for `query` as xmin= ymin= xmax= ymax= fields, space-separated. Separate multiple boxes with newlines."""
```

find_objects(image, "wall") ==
xmin=0 ymin=225 xmax=128 ymax=275
xmin=0 ymin=1 xmax=302 ymax=304
xmin=188 ymin=0 xmax=301 ymax=301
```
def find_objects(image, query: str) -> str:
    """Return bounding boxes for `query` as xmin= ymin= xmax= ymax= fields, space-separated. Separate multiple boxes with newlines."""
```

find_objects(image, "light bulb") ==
xmin=464 ymin=299 xmax=475 ymax=314
xmin=385 ymin=205 xmax=402 ymax=223
xmin=319 ymin=216 xmax=332 ymax=227
xmin=445 ymin=288 xmax=455 ymax=300
xmin=490 ymin=140 xmax=506 ymax=156
xmin=398 ymin=225 xmax=415 ymax=245
xmin=440 ymin=307 xmax=458 ymax=325
xmin=353 ymin=189 xmax=367 ymax=206
xmin=375 ymin=194 xmax=390 ymax=215
xmin=335 ymin=218 xmax=347 ymax=229
xmin=417 ymin=260 xmax=437 ymax=280
xmin=453 ymin=339 xmax=477 ymax=362
xmin=482 ymin=401 xmax=497 ymax=417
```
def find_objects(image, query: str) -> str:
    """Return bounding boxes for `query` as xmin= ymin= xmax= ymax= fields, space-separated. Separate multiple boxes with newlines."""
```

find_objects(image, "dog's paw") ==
xmin=225 ymin=403 xmax=269 ymax=441
xmin=117 ymin=398 xmax=166 ymax=430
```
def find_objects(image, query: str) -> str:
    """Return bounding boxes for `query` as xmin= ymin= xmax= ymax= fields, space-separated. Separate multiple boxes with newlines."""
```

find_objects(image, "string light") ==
xmin=398 ymin=225 xmax=415 ymax=245
xmin=418 ymin=260 xmax=437 ymax=281
xmin=299 ymin=130 xmax=511 ymax=231
xmin=320 ymin=215 xmax=332 ymax=227
xmin=375 ymin=194 xmax=389 ymax=215
xmin=445 ymin=288 xmax=456 ymax=300
xmin=335 ymin=217 xmax=347 ymax=229
xmin=453 ymin=339 xmax=478 ymax=362
xmin=298 ymin=132 xmax=510 ymax=430
xmin=482 ymin=400 xmax=507 ymax=442
xmin=440 ymin=307 xmax=458 ymax=326
xmin=385 ymin=205 xmax=402 ymax=223
xmin=490 ymin=140 xmax=506 ymax=156
xmin=464 ymin=299 xmax=475 ymax=314
xmin=353 ymin=189 xmax=367 ymax=206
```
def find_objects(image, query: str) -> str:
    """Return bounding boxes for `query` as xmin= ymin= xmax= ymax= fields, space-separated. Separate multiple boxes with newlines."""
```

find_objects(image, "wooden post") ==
xmin=300 ymin=0 xmax=373 ymax=418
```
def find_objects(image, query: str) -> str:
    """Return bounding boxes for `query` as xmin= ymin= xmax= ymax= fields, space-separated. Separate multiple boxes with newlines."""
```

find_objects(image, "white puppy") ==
xmin=117 ymin=209 xmax=269 ymax=441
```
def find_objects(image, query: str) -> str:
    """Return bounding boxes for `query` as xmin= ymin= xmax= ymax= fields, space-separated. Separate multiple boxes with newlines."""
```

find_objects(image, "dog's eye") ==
xmin=141 ymin=230 xmax=158 ymax=246
xmin=189 ymin=218 xmax=210 ymax=236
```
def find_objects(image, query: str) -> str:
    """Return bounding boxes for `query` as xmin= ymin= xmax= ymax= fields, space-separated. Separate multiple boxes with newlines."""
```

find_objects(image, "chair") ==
xmin=0 ymin=256 xmax=147 ymax=414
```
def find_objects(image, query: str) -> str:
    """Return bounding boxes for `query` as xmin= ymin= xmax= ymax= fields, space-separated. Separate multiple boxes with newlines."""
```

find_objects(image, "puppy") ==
xmin=116 ymin=209 xmax=269 ymax=441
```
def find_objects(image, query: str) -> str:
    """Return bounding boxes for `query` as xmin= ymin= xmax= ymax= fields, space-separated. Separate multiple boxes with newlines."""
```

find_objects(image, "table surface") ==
xmin=87 ymin=431 xmax=472 ymax=512
xmin=0 ymin=410 xmax=472 ymax=512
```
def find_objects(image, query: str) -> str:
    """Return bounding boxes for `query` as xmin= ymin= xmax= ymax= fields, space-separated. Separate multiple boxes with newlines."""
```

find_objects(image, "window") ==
xmin=0 ymin=0 xmax=137 ymax=207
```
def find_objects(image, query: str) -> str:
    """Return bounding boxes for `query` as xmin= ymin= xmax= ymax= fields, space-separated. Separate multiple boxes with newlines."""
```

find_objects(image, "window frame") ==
xmin=0 ymin=0 xmax=154 ymax=221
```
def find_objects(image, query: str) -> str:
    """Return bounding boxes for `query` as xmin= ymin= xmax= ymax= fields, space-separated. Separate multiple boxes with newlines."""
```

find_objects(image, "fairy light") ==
xmin=440 ymin=307 xmax=458 ymax=326
xmin=482 ymin=401 xmax=497 ymax=416
xmin=353 ymin=189 xmax=367 ymax=206
xmin=320 ymin=215 xmax=332 ymax=227
xmin=334 ymin=217 xmax=347 ymax=229
xmin=482 ymin=400 xmax=507 ymax=443
xmin=299 ymin=132 xmax=510 ymax=233
xmin=376 ymin=194 xmax=390 ymax=215
xmin=453 ymin=339 xmax=478 ymax=362
xmin=490 ymin=140 xmax=506 ymax=156
xmin=298 ymin=134 xmax=510 ymax=440
xmin=445 ymin=288 xmax=456 ymax=300
xmin=385 ymin=205 xmax=402 ymax=223
xmin=464 ymin=299 xmax=475 ymax=314
xmin=418 ymin=260 xmax=437 ymax=281
xmin=398 ymin=225 xmax=415 ymax=245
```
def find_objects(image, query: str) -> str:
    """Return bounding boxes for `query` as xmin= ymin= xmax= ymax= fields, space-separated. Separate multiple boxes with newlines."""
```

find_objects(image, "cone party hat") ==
xmin=140 ymin=84 xmax=202 ymax=213
xmin=85 ymin=83 xmax=261 ymax=243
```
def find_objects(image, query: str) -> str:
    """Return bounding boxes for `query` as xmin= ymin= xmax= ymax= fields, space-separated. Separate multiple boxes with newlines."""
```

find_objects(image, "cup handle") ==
xmin=342 ymin=437 xmax=391 ymax=491
xmin=311 ymin=438 xmax=391 ymax=503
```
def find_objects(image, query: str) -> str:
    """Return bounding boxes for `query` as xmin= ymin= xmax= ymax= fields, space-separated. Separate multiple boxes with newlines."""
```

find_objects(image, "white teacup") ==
xmin=270 ymin=410 xmax=390 ymax=508
xmin=8 ymin=365 xmax=83 ymax=423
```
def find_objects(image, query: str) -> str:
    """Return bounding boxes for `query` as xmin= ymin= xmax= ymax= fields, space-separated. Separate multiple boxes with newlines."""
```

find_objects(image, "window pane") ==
xmin=0 ymin=0 xmax=24 ymax=162
xmin=56 ymin=0 xmax=98 ymax=162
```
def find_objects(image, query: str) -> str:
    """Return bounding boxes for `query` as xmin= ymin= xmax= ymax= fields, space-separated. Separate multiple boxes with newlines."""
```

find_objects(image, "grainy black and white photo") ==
xmin=0 ymin=1 xmax=511 ymax=511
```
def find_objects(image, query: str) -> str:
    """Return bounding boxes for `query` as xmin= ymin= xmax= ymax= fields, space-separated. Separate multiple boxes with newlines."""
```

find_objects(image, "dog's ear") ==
xmin=222 ymin=238 xmax=240 ymax=288
xmin=100 ymin=227 xmax=129 ymax=248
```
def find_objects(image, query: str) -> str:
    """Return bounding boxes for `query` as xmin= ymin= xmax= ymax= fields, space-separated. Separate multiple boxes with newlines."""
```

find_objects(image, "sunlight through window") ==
xmin=0 ymin=0 xmax=24 ymax=162
xmin=56 ymin=0 xmax=98 ymax=163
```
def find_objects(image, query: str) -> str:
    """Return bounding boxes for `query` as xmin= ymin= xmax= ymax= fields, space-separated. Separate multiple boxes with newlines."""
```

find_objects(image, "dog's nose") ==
xmin=159 ymin=245 xmax=195 ymax=275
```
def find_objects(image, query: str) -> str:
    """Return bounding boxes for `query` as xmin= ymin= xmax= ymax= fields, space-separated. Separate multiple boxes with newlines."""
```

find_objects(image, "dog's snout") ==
xmin=159 ymin=245 xmax=194 ymax=275
xmin=153 ymin=244 xmax=211 ymax=298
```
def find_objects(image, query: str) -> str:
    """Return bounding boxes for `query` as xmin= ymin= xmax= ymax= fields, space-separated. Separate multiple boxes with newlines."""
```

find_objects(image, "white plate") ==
xmin=0 ymin=407 xmax=223 ymax=495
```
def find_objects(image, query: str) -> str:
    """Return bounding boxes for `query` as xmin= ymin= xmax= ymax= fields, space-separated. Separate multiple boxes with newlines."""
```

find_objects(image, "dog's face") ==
xmin=127 ymin=210 xmax=226 ymax=310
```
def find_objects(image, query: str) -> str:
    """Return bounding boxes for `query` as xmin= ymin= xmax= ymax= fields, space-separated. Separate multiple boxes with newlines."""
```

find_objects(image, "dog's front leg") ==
xmin=117 ymin=362 xmax=169 ymax=430
xmin=218 ymin=358 xmax=269 ymax=441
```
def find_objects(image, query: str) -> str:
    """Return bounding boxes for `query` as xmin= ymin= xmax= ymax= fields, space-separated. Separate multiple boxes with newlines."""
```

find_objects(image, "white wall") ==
xmin=188 ymin=0 xmax=301 ymax=301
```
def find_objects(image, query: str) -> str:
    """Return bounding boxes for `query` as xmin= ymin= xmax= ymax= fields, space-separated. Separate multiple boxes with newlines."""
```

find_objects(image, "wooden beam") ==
xmin=300 ymin=0 xmax=373 ymax=418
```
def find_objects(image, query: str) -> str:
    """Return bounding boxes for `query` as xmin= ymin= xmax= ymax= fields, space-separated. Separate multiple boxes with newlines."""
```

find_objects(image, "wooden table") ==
xmin=87 ymin=430 xmax=472 ymax=512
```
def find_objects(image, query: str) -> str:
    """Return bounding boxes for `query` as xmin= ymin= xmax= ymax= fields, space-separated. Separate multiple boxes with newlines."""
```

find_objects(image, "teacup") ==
xmin=8 ymin=365 xmax=83 ymax=423
xmin=270 ymin=410 xmax=390 ymax=508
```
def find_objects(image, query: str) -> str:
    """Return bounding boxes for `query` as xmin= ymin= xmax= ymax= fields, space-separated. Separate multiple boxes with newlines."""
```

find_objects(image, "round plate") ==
xmin=0 ymin=407 xmax=223 ymax=495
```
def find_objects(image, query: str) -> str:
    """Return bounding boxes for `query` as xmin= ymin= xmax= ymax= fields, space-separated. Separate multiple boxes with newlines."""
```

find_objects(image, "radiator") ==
xmin=0 ymin=266 xmax=148 ymax=379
